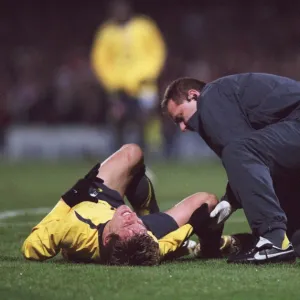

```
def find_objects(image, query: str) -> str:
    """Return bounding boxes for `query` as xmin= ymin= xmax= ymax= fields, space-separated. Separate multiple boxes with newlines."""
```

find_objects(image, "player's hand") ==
xmin=210 ymin=200 xmax=234 ymax=225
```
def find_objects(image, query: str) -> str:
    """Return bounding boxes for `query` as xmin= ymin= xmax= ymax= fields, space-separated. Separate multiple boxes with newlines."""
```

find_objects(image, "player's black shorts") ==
xmin=62 ymin=163 xmax=125 ymax=209
xmin=62 ymin=163 xmax=179 ymax=240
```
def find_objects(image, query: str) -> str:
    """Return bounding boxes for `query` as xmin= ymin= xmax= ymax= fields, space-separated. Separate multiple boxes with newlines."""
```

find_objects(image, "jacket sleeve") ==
xmin=90 ymin=24 xmax=120 ymax=92
xmin=200 ymin=83 xmax=254 ymax=157
xmin=222 ymin=182 xmax=242 ymax=209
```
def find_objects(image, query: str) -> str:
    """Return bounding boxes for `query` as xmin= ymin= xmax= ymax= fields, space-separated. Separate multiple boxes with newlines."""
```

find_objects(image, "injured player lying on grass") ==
xmin=22 ymin=144 xmax=254 ymax=266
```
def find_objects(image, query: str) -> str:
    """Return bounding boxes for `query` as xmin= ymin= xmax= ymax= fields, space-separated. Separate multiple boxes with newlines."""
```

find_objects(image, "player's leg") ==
xmin=173 ymin=193 xmax=254 ymax=259
xmin=95 ymin=143 xmax=143 ymax=197
xmin=61 ymin=143 xmax=158 ymax=213
xmin=97 ymin=143 xmax=159 ymax=215
xmin=194 ymin=233 xmax=257 ymax=259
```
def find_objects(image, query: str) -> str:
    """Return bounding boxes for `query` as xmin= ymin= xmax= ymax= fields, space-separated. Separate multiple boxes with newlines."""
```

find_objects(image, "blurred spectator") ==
xmin=2 ymin=0 xmax=300 ymax=157
xmin=90 ymin=0 xmax=166 ymax=151
xmin=0 ymin=77 xmax=10 ymax=154
xmin=6 ymin=47 xmax=51 ymax=123
xmin=53 ymin=47 xmax=105 ymax=124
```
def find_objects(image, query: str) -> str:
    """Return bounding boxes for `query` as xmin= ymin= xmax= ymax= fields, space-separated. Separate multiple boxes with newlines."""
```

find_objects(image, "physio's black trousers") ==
xmin=222 ymin=120 xmax=300 ymax=237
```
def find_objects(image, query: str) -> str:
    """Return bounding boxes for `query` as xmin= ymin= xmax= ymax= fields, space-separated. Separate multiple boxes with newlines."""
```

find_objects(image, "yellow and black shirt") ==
xmin=22 ymin=199 xmax=193 ymax=263
xmin=22 ymin=169 xmax=193 ymax=263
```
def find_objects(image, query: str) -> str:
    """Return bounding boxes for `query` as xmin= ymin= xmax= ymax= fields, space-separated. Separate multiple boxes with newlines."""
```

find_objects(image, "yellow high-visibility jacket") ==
xmin=91 ymin=16 xmax=166 ymax=97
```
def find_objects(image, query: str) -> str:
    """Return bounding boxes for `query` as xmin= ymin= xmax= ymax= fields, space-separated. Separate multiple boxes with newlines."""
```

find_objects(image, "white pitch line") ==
xmin=0 ymin=207 xmax=51 ymax=220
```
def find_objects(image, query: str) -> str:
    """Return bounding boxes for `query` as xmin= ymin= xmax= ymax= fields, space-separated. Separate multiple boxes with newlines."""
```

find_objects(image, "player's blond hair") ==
xmin=103 ymin=233 xmax=160 ymax=266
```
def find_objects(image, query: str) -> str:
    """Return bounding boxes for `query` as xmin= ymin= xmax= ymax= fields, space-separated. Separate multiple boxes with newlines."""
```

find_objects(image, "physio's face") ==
xmin=110 ymin=205 xmax=147 ymax=240
xmin=167 ymin=98 xmax=197 ymax=132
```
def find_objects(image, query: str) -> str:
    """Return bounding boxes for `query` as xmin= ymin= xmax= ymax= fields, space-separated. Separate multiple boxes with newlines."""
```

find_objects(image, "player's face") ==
xmin=167 ymin=97 xmax=198 ymax=132
xmin=110 ymin=205 xmax=147 ymax=240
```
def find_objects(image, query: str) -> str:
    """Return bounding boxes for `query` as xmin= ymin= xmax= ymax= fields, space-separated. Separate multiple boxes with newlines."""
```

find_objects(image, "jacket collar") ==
xmin=186 ymin=98 xmax=201 ymax=132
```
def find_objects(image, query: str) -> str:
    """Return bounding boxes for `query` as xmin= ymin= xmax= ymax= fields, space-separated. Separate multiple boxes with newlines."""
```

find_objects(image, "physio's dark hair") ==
xmin=102 ymin=233 xmax=160 ymax=266
xmin=161 ymin=77 xmax=206 ymax=112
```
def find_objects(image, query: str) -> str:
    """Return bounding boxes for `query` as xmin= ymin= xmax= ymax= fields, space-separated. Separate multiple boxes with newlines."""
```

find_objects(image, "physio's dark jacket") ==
xmin=187 ymin=73 xmax=300 ymax=236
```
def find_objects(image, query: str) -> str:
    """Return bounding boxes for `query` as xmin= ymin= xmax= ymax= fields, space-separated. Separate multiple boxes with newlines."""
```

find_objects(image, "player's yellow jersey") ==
xmin=22 ymin=200 xmax=194 ymax=263
xmin=22 ymin=200 xmax=115 ymax=262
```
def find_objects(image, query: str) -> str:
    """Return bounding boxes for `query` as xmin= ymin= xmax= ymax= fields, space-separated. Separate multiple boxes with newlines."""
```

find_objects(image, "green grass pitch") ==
xmin=0 ymin=160 xmax=299 ymax=300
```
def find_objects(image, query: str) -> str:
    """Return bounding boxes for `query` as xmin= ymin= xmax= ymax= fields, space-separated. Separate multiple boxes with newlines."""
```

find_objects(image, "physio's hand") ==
xmin=210 ymin=200 xmax=234 ymax=225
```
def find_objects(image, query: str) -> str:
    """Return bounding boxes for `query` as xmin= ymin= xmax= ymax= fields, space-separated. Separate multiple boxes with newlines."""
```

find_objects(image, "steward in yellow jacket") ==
xmin=91 ymin=14 xmax=166 ymax=97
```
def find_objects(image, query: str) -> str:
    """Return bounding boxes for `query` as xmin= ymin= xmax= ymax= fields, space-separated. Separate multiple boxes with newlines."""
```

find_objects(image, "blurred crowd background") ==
xmin=1 ymin=0 xmax=300 ymax=159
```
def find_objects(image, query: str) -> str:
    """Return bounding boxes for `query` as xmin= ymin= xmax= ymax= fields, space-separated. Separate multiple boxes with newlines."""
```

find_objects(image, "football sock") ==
xmin=188 ymin=204 xmax=224 ymax=257
xmin=220 ymin=236 xmax=232 ymax=251
xmin=125 ymin=164 xmax=159 ymax=216
xmin=281 ymin=234 xmax=290 ymax=249
xmin=263 ymin=229 xmax=288 ymax=249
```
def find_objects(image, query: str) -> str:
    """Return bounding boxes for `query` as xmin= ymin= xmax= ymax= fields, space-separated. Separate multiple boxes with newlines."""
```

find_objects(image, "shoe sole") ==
xmin=227 ymin=252 xmax=296 ymax=264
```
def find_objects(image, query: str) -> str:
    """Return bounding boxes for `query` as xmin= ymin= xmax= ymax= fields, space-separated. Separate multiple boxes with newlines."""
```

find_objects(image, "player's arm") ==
xmin=142 ymin=192 xmax=218 ymax=240
xmin=164 ymin=192 xmax=218 ymax=227
xmin=22 ymin=199 xmax=69 ymax=261
xmin=22 ymin=223 xmax=61 ymax=261
xmin=157 ymin=192 xmax=218 ymax=257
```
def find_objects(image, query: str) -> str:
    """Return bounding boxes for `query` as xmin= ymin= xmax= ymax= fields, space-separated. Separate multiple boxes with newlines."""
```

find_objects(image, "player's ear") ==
xmin=103 ymin=233 xmax=112 ymax=246
xmin=105 ymin=236 xmax=110 ymax=246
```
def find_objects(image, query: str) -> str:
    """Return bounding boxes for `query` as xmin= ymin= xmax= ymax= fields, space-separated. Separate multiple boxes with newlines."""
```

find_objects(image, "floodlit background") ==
xmin=1 ymin=0 xmax=300 ymax=160
xmin=1 ymin=2 xmax=300 ymax=299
